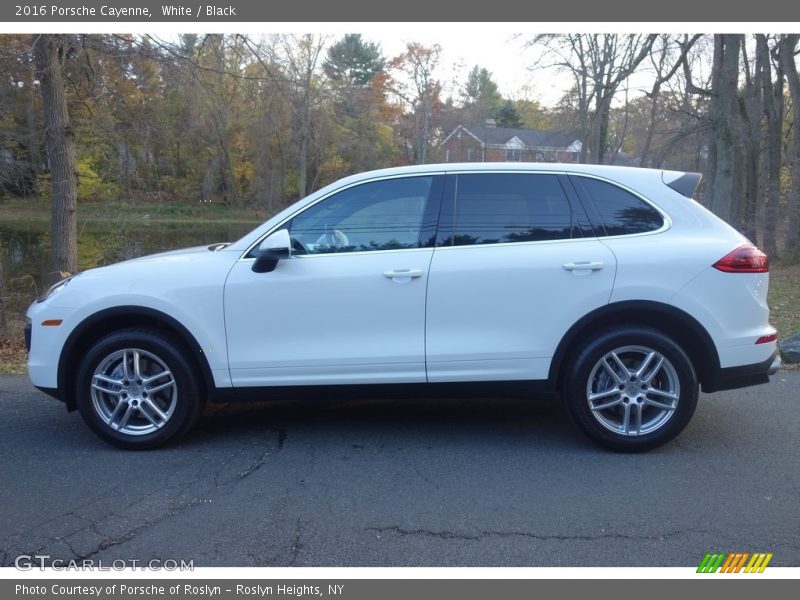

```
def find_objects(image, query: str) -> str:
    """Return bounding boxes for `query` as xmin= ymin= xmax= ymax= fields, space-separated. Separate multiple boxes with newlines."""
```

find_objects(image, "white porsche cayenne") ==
xmin=26 ymin=163 xmax=780 ymax=451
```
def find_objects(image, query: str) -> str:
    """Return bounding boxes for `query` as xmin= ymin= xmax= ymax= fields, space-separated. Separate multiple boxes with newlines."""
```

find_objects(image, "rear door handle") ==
xmin=383 ymin=268 xmax=424 ymax=281
xmin=562 ymin=261 xmax=604 ymax=271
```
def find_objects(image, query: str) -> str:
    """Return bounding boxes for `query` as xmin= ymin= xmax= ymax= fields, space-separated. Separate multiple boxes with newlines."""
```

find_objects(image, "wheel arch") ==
xmin=58 ymin=306 xmax=215 ymax=411
xmin=549 ymin=300 xmax=720 ymax=392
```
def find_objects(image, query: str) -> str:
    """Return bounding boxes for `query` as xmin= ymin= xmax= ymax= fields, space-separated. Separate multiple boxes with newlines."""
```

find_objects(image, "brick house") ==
xmin=441 ymin=122 xmax=582 ymax=163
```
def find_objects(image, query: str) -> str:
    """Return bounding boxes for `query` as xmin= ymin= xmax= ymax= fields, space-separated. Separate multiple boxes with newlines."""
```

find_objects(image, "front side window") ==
xmin=573 ymin=176 xmax=664 ymax=236
xmin=288 ymin=176 xmax=433 ymax=255
xmin=444 ymin=173 xmax=579 ymax=246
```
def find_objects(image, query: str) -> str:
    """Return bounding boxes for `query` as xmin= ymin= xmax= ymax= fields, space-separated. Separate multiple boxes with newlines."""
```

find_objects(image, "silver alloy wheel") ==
xmin=90 ymin=348 xmax=178 ymax=436
xmin=585 ymin=345 xmax=680 ymax=436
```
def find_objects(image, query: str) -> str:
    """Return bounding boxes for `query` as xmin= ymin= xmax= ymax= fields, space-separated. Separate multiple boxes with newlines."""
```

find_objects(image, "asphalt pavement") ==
xmin=1 ymin=372 xmax=798 ymax=567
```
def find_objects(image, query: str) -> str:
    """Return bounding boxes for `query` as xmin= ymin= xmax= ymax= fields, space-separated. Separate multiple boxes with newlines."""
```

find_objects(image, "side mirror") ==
xmin=252 ymin=229 xmax=291 ymax=273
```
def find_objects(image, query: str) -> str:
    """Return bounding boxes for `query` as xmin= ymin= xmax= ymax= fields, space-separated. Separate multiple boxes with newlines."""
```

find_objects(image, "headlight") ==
xmin=37 ymin=274 xmax=78 ymax=303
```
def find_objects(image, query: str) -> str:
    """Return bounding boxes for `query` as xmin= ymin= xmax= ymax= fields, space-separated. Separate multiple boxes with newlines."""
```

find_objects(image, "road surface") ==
xmin=1 ymin=373 xmax=798 ymax=567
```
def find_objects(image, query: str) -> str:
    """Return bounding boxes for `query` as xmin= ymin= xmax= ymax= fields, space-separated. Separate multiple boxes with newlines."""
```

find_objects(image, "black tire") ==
xmin=563 ymin=326 xmax=698 ymax=452
xmin=75 ymin=328 xmax=206 ymax=449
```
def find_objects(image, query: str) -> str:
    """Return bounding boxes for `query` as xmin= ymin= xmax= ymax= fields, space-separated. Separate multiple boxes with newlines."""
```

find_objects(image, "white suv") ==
xmin=26 ymin=164 xmax=780 ymax=451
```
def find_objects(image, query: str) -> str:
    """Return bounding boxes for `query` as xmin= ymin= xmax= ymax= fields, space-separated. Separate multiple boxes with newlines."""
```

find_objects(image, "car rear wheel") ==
xmin=564 ymin=327 xmax=698 ymax=452
xmin=76 ymin=328 xmax=205 ymax=449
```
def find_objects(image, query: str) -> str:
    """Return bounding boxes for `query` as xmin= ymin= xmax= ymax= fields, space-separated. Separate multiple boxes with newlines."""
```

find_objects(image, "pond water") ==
xmin=0 ymin=219 xmax=259 ymax=321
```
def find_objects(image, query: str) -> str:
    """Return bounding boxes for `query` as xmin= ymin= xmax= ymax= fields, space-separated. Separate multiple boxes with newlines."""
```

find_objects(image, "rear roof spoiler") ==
xmin=662 ymin=170 xmax=702 ymax=198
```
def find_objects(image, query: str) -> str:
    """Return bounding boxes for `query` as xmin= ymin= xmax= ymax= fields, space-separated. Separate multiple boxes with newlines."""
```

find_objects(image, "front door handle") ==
xmin=562 ymin=261 xmax=604 ymax=271
xmin=383 ymin=268 xmax=424 ymax=281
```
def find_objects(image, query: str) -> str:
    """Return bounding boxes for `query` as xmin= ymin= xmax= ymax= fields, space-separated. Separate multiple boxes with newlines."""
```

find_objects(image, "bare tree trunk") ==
xmin=27 ymin=64 xmax=41 ymax=188
xmin=781 ymin=35 xmax=800 ymax=254
xmin=419 ymin=93 xmax=430 ymax=164
xmin=707 ymin=35 xmax=742 ymax=225
xmin=34 ymin=34 xmax=78 ymax=278
xmin=298 ymin=119 xmax=308 ymax=198
xmin=757 ymin=35 xmax=782 ymax=259
xmin=738 ymin=40 xmax=761 ymax=241
xmin=210 ymin=35 xmax=237 ymax=204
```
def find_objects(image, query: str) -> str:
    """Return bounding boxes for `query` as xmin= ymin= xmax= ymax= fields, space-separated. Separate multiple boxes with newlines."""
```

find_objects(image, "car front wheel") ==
xmin=76 ymin=328 xmax=205 ymax=449
xmin=564 ymin=327 xmax=698 ymax=452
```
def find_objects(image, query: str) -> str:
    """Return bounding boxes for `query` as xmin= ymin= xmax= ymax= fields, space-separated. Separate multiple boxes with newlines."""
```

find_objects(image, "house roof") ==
xmin=454 ymin=124 xmax=577 ymax=149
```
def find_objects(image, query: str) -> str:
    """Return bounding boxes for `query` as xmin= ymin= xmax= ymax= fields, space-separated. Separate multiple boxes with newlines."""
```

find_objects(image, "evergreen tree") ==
xmin=463 ymin=66 xmax=502 ymax=121
xmin=323 ymin=34 xmax=384 ymax=86
xmin=495 ymin=99 xmax=523 ymax=128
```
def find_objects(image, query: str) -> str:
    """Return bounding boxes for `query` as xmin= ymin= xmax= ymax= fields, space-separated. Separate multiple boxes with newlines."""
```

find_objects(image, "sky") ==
xmin=376 ymin=31 xmax=545 ymax=103
xmin=368 ymin=29 xmax=664 ymax=108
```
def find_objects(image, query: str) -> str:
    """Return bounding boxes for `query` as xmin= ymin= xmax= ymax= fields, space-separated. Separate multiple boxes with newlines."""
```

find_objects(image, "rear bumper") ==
xmin=702 ymin=350 xmax=781 ymax=393
xmin=24 ymin=319 xmax=31 ymax=353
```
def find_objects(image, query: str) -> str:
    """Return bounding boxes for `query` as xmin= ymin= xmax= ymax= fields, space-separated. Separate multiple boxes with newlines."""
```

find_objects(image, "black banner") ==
xmin=2 ymin=0 xmax=799 ymax=23
xmin=4 ymin=579 xmax=799 ymax=600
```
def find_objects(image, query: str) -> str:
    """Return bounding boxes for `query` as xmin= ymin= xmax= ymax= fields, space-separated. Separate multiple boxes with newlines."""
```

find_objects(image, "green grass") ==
xmin=768 ymin=262 xmax=800 ymax=342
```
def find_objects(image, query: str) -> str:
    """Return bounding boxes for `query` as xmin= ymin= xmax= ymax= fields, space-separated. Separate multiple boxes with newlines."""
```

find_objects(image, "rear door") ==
xmin=425 ymin=171 xmax=617 ymax=382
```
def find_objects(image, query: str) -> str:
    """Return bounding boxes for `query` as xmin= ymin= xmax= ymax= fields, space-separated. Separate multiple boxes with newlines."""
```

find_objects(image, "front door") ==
xmin=224 ymin=175 xmax=443 ymax=387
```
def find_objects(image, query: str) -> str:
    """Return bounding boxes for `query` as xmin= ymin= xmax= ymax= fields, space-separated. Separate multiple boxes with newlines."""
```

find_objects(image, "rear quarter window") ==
xmin=573 ymin=176 xmax=664 ymax=236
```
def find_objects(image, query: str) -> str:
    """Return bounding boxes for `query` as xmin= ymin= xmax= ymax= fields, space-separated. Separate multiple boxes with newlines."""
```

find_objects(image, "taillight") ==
xmin=756 ymin=333 xmax=777 ymax=344
xmin=713 ymin=245 xmax=769 ymax=273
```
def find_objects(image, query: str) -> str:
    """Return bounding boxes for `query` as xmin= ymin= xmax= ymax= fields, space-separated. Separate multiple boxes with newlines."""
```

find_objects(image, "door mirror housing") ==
xmin=252 ymin=229 xmax=291 ymax=273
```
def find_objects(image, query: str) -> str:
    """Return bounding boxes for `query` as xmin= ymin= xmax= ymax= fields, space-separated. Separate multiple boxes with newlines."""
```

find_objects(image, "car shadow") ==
xmin=178 ymin=393 xmax=589 ymax=451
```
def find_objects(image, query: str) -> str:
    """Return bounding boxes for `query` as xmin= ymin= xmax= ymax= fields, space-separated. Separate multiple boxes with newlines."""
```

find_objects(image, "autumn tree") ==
xmin=389 ymin=43 xmax=443 ymax=164
xmin=637 ymin=34 xmax=702 ymax=167
xmin=514 ymin=97 xmax=553 ymax=130
xmin=530 ymin=34 xmax=657 ymax=163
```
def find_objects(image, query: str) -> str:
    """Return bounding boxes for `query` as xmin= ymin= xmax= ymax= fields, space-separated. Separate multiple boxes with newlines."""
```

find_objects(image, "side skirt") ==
xmin=208 ymin=380 xmax=555 ymax=404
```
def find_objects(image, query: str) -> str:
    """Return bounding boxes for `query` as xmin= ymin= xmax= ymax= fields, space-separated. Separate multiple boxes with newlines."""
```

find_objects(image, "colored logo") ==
xmin=697 ymin=552 xmax=773 ymax=573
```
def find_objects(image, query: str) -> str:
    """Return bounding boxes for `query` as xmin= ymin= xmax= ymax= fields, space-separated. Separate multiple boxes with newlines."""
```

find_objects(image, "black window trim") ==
xmin=565 ymin=172 xmax=672 ymax=239
xmin=436 ymin=170 xmax=591 ymax=248
xmin=241 ymin=173 xmax=446 ymax=259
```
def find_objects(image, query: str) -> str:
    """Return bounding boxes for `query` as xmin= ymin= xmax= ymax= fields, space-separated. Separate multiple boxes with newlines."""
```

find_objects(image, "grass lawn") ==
xmin=768 ymin=262 xmax=800 ymax=345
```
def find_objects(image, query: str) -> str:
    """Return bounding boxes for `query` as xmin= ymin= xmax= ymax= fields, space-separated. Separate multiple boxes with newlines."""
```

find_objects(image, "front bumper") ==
xmin=703 ymin=350 xmax=781 ymax=393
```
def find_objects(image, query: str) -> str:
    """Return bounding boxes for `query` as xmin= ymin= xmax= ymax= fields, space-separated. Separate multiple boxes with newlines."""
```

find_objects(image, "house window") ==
xmin=535 ymin=152 xmax=545 ymax=162
xmin=571 ymin=152 xmax=579 ymax=162
xmin=467 ymin=148 xmax=474 ymax=161
xmin=506 ymin=148 xmax=522 ymax=162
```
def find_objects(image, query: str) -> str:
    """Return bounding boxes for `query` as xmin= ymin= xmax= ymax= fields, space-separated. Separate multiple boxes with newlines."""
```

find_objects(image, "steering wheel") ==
xmin=315 ymin=229 xmax=350 ymax=250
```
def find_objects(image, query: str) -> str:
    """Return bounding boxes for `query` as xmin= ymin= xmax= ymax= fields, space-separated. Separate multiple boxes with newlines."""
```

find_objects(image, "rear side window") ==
xmin=573 ymin=176 xmax=664 ymax=236
xmin=443 ymin=173 xmax=580 ymax=246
